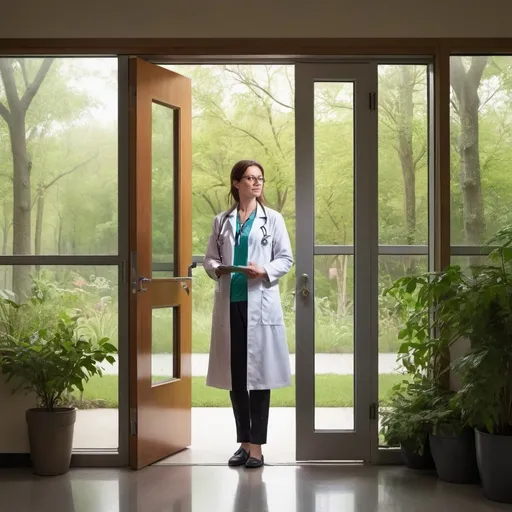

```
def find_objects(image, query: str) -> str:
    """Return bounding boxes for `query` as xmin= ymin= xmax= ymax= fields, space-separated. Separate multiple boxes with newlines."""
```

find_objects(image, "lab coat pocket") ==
xmin=261 ymin=286 xmax=284 ymax=326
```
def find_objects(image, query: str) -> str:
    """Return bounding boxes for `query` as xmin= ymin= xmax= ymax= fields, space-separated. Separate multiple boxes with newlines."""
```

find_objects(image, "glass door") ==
xmin=295 ymin=63 xmax=378 ymax=461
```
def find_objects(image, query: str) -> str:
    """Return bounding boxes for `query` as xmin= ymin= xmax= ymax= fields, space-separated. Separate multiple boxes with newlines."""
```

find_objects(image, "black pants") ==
xmin=230 ymin=301 xmax=271 ymax=445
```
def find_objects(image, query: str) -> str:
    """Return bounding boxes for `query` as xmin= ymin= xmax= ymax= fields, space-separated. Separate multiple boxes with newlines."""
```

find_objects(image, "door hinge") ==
xmin=369 ymin=402 xmax=378 ymax=420
xmin=130 ymin=408 xmax=137 ymax=436
xmin=369 ymin=92 xmax=377 ymax=111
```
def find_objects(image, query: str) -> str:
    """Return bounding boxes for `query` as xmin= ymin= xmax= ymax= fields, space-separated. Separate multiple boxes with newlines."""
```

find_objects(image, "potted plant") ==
xmin=380 ymin=376 xmax=436 ymax=469
xmin=383 ymin=267 xmax=479 ymax=482
xmin=0 ymin=296 xmax=117 ymax=476
xmin=450 ymin=227 xmax=512 ymax=502
xmin=426 ymin=393 xmax=479 ymax=484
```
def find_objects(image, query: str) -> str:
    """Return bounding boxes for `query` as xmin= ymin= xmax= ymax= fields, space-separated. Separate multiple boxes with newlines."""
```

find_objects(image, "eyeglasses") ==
xmin=241 ymin=176 xmax=265 ymax=183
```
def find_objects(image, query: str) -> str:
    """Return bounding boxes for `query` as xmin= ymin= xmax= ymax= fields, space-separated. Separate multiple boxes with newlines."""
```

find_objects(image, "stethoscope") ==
xmin=216 ymin=204 xmax=271 ymax=263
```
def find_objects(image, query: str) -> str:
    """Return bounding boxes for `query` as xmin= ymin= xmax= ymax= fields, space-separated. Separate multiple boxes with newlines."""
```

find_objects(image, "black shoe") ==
xmin=228 ymin=447 xmax=250 ymax=467
xmin=245 ymin=455 xmax=264 ymax=469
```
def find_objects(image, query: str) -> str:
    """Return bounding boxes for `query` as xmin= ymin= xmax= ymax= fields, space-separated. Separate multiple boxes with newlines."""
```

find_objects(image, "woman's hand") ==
xmin=246 ymin=262 xmax=267 ymax=280
xmin=214 ymin=267 xmax=230 ymax=277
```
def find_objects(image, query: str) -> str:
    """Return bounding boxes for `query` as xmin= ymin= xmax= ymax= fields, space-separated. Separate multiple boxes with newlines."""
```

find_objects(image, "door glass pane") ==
xmin=0 ymin=57 xmax=118 ymax=256
xmin=314 ymin=82 xmax=354 ymax=245
xmin=377 ymin=255 xmax=428 ymax=446
xmin=450 ymin=255 xmax=487 ymax=270
xmin=314 ymin=255 xmax=354 ymax=430
xmin=378 ymin=65 xmax=428 ymax=246
xmin=152 ymin=101 xmax=176 ymax=278
xmin=152 ymin=307 xmax=178 ymax=385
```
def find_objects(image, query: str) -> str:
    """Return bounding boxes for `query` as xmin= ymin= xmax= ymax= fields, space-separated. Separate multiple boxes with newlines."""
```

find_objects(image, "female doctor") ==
xmin=203 ymin=160 xmax=293 ymax=468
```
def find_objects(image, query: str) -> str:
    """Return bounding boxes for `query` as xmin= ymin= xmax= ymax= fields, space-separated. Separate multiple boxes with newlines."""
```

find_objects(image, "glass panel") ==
xmin=0 ymin=265 xmax=119 ymax=451
xmin=450 ymin=56 xmax=512 ymax=245
xmin=450 ymin=255 xmax=487 ymax=273
xmin=314 ymin=82 xmax=354 ymax=245
xmin=377 ymin=255 xmax=428 ymax=446
xmin=0 ymin=58 xmax=118 ymax=256
xmin=314 ymin=255 xmax=354 ymax=430
xmin=378 ymin=65 xmax=429 ymax=245
xmin=152 ymin=307 xmax=177 ymax=385
xmin=152 ymin=101 xmax=176 ymax=277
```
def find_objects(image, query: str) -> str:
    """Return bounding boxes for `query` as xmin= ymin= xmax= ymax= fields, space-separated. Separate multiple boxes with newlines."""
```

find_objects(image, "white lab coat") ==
xmin=203 ymin=203 xmax=293 ymax=390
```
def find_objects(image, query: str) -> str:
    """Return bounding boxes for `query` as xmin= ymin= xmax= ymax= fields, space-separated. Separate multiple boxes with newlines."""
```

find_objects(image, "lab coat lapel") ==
xmin=227 ymin=209 xmax=236 ymax=238
xmin=249 ymin=203 xmax=266 ymax=259
xmin=221 ymin=206 xmax=236 ymax=266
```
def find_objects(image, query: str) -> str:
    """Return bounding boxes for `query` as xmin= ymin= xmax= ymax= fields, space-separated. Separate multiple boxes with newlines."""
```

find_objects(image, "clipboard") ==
xmin=218 ymin=265 xmax=252 ymax=274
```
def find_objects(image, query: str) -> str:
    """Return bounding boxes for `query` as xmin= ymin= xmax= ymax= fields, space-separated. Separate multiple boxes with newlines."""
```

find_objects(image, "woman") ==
xmin=203 ymin=159 xmax=293 ymax=468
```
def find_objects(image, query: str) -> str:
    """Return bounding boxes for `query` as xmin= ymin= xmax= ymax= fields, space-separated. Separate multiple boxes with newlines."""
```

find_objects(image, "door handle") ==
xmin=137 ymin=275 xmax=191 ymax=293
xmin=300 ymin=273 xmax=310 ymax=298
xmin=166 ymin=277 xmax=191 ymax=295
xmin=138 ymin=276 xmax=151 ymax=292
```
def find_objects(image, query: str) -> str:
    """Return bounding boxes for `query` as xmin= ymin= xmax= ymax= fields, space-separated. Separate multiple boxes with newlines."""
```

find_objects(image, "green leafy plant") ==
xmin=384 ymin=225 xmax=512 ymax=441
xmin=0 ymin=297 xmax=117 ymax=411
xmin=450 ymin=226 xmax=512 ymax=435
xmin=384 ymin=266 xmax=468 ymax=381
xmin=381 ymin=259 xmax=473 ymax=449
xmin=380 ymin=376 xmax=436 ymax=454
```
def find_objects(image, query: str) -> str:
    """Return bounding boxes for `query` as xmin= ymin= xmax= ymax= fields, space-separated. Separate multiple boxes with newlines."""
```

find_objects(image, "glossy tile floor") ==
xmin=1 ymin=465 xmax=510 ymax=512
xmin=73 ymin=408 xmax=356 ymax=462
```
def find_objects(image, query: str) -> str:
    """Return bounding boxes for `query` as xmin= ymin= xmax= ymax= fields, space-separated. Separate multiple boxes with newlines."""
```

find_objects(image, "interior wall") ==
xmin=1 ymin=0 xmax=512 ymax=39
xmin=0 ymin=377 xmax=34 ymax=452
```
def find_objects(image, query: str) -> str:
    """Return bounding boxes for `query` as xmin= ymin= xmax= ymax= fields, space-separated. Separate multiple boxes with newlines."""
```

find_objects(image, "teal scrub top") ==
xmin=230 ymin=209 xmax=257 ymax=302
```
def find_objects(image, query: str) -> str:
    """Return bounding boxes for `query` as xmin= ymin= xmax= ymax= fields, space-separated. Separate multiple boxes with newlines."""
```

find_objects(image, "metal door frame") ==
xmin=295 ymin=62 xmax=378 ymax=462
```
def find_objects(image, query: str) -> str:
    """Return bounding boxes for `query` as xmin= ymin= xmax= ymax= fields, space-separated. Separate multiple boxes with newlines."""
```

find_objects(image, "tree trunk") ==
xmin=1 ymin=204 xmax=8 ymax=289
xmin=451 ymin=57 xmax=488 ymax=253
xmin=9 ymin=110 xmax=32 ymax=298
xmin=335 ymin=254 xmax=349 ymax=317
xmin=0 ymin=57 xmax=53 ymax=299
xmin=34 ymin=189 xmax=44 ymax=271
xmin=459 ymin=99 xmax=485 ymax=245
xmin=1 ymin=201 xmax=9 ymax=255
xmin=397 ymin=66 xmax=416 ymax=246
xmin=57 ymin=215 xmax=63 ymax=254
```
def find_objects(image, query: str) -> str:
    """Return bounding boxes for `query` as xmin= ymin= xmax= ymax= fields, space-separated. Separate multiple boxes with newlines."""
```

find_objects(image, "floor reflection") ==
xmin=0 ymin=465 xmax=509 ymax=512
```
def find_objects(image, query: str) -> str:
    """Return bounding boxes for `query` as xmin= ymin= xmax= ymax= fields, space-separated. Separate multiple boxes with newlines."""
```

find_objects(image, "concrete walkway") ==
xmin=102 ymin=353 xmax=402 ymax=377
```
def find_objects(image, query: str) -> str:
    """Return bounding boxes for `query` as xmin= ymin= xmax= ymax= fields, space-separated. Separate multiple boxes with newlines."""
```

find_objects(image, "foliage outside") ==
xmin=1 ymin=57 xmax=512 ymax=418
xmin=2 ymin=58 xmax=510 ymax=360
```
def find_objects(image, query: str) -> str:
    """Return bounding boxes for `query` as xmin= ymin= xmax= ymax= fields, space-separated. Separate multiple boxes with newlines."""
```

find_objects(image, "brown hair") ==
xmin=228 ymin=160 xmax=267 ymax=206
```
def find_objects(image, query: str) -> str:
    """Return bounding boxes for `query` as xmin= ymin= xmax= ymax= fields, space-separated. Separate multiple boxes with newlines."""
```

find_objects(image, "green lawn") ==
xmin=152 ymin=309 xmax=403 ymax=355
xmin=72 ymin=373 xmax=407 ymax=409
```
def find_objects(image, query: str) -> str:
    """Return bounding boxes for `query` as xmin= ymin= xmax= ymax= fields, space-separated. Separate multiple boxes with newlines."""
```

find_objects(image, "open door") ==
xmin=129 ymin=58 xmax=192 ymax=469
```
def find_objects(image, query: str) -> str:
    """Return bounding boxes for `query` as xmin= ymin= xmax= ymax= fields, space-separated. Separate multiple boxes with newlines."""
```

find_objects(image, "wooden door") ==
xmin=129 ymin=58 xmax=192 ymax=470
